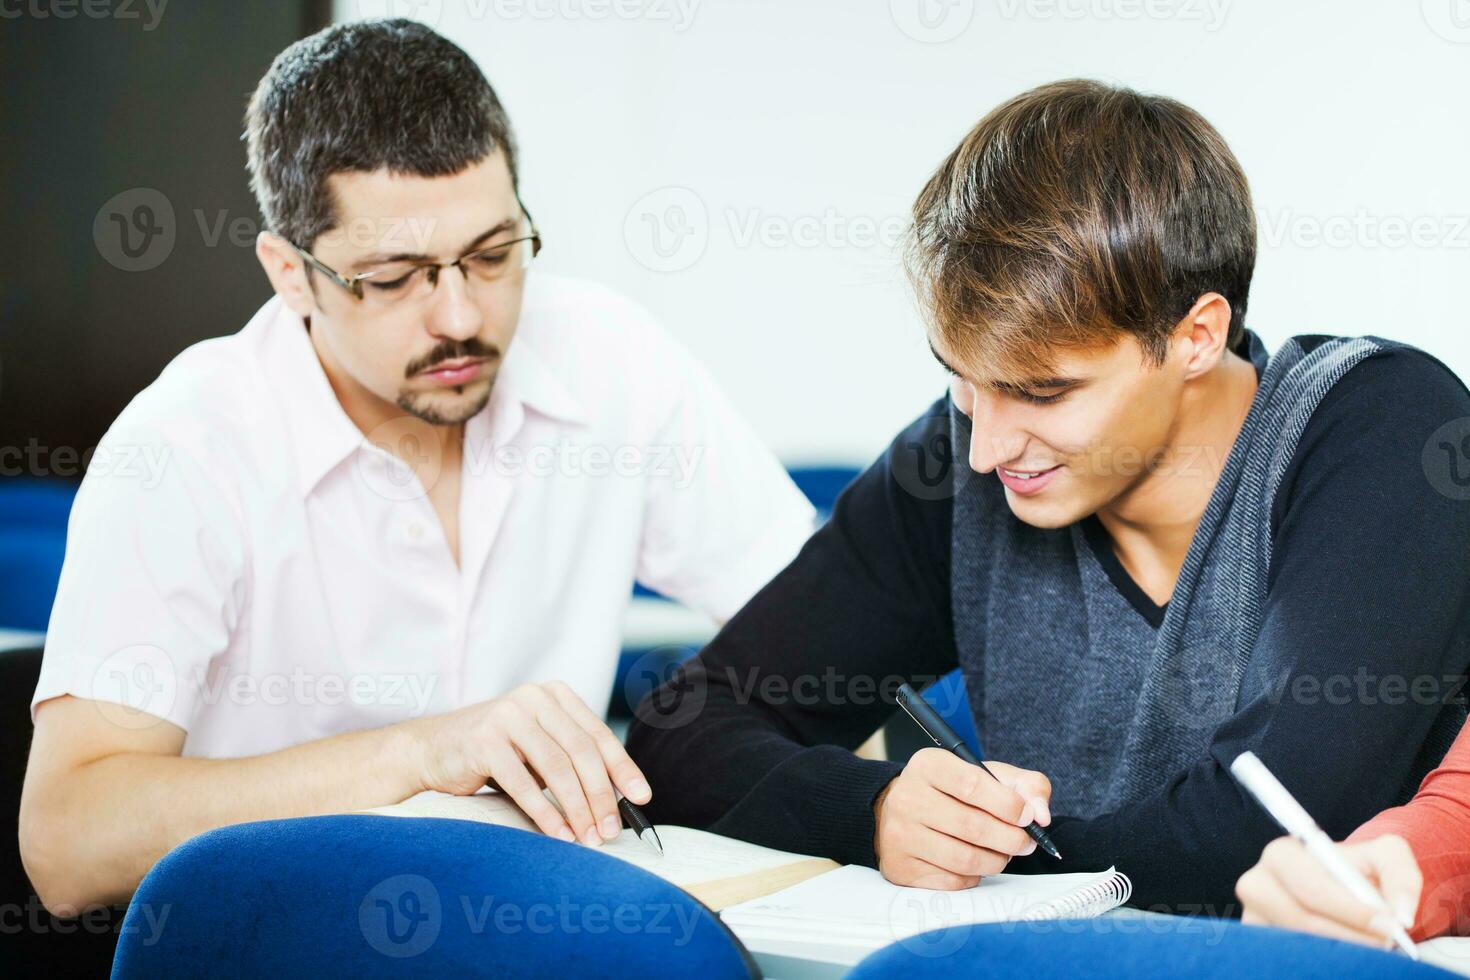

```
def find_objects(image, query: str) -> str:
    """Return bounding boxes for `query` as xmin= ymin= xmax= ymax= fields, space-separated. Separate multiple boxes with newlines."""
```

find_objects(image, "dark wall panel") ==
xmin=0 ymin=1 xmax=332 ymax=480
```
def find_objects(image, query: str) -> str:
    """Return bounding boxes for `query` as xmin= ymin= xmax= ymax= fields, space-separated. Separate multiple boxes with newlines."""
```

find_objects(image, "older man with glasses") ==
xmin=19 ymin=18 xmax=815 ymax=915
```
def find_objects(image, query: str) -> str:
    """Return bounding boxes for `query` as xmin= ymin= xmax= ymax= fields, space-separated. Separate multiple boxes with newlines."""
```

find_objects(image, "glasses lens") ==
xmin=356 ymin=264 xmax=432 ymax=309
xmin=462 ymin=238 xmax=531 ymax=282
xmin=349 ymin=234 xmax=537 ymax=309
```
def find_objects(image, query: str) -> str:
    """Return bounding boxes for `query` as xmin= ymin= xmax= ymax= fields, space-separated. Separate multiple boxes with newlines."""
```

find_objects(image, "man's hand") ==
xmin=873 ymin=748 xmax=1053 ymax=889
xmin=1236 ymin=835 xmax=1422 ymax=947
xmin=410 ymin=680 xmax=652 ymax=847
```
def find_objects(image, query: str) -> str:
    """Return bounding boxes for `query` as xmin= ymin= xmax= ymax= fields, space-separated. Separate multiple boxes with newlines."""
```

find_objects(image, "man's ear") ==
xmin=1174 ymin=292 xmax=1234 ymax=382
xmin=256 ymin=231 xmax=315 ymax=319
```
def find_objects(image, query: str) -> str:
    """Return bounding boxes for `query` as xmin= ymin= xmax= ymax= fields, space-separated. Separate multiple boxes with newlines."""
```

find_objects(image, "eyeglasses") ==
xmin=292 ymin=205 xmax=542 ymax=312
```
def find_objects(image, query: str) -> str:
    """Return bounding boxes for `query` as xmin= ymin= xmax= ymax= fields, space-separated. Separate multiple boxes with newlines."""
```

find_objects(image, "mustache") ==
xmin=406 ymin=339 xmax=500 ymax=378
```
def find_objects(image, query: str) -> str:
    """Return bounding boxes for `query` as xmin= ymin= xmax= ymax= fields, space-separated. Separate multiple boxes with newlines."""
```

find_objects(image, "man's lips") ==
xmin=996 ymin=464 xmax=1061 ymax=495
xmin=419 ymin=357 xmax=487 ymax=385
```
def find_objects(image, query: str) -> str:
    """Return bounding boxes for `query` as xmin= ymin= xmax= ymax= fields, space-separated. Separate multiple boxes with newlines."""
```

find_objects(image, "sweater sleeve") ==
xmin=1347 ymin=722 xmax=1470 ymax=941
xmin=625 ymin=398 xmax=960 ymax=867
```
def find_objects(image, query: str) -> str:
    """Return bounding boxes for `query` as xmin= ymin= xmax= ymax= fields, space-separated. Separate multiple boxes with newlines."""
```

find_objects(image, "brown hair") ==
xmin=906 ymin=79 xmax=1256 ymax=379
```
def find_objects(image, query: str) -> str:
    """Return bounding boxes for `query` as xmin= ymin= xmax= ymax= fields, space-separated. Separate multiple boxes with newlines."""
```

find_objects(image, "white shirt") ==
xmin=32 ymin=274 xmax=815 ymax=758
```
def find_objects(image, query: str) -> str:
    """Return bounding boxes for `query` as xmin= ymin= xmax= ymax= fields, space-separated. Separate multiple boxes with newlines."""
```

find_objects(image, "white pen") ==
xmin=1229 ymin=751 xmax=1418 ymax=960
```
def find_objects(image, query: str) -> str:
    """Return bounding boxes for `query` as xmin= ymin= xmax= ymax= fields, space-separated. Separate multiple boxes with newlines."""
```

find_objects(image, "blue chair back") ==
xmin=0 ymin=479 xmax=77 ymax=631
xmin=115 ymin=815 xmax=758 ymax=979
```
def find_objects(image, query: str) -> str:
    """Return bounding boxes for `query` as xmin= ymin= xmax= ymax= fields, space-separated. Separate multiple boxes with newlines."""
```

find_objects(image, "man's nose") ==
xmin=965 ymin=389 xmax=1025 ymax=474
xmin=424 ymin=265 xmax=483 ymax=341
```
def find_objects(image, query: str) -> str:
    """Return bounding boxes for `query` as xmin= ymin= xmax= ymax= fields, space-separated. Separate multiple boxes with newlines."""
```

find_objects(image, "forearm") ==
xmin=22 ymin=716 xmax=426 ymax=911
xmin=629 ymin=403 xmax=959 ymax=863
xmin=628 ymin=654 xmax=906 ymax=865
xmin=1006 ymin=688 xmax=1458 ymax=914
xmin=1005 ymin=750 xmax=1280 ymax=914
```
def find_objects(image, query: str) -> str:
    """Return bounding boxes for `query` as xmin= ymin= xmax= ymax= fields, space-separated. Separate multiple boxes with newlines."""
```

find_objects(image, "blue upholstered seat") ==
xmin=113 ymin=814 xmax=757 ymax=979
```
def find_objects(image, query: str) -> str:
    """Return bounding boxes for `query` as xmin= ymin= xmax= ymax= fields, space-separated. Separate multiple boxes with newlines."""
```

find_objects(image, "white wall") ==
xmin=340 ymin=0 xmax=1470 ymax=465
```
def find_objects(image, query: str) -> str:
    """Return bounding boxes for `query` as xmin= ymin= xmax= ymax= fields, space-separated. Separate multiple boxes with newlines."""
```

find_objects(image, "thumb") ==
xmin=989 ymin=762 xmax=1053 ymax=826
xmin=1352 ymin=835 xmax=1423 ymax=931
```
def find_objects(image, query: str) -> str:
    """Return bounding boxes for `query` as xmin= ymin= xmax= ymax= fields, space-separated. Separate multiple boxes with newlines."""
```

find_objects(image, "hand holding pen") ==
xmin=872 ymin=683 xmax=1060 ymax=890
xmin=1231 ymin=751 xmax=1419 ymax=959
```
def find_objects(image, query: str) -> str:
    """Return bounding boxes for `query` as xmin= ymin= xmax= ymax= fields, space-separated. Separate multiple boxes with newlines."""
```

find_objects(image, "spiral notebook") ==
xmin=720 ymin=864 xmax=1132 ymax=966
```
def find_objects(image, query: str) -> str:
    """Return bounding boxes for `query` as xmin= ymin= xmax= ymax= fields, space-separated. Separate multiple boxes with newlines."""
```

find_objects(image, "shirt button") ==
xmin=407 ymin=522 xmax=426 ymax=541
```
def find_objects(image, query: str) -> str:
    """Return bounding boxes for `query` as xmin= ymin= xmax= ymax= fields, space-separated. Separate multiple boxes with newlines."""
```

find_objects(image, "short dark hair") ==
xmin=244 ymin=18 xmax=518 ymax=251
xmin=906 ymin=79 xmax=1256 ymax=378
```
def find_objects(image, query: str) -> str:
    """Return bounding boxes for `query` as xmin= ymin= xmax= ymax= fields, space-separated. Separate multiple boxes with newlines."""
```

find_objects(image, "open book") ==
xmin=364 ymin=791 xmax=1131 ymax=967
xmin=721 ymin=864 xmax=1133 ymax=965
xmin=361 ymin=790 xmax=838 ymax=910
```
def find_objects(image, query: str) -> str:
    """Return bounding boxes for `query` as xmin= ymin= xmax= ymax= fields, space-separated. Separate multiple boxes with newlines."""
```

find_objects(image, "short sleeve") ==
xmin=31 ymin=424 xmax=247 ymax=733
xmin=632 ymin=337 xmax=816 ymax=621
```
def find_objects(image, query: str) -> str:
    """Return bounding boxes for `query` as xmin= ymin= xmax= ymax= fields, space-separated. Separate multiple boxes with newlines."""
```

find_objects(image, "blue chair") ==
xmin=0 ymin=478 xmax=77 ymax=631
xmin=920 ymin=668 xmax=980 ymax=755
xmin=787 ymin=465 xmax=862 ymax=522
xmin=114 ymin=814 xmax=758 ymax=978
xmin=848 ymin=917 xmax=1454 ymax=979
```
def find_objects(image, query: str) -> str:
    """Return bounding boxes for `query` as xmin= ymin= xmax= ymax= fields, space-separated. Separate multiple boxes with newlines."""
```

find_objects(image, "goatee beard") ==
xmin=396 ymin=383 xmax=493 ymax=426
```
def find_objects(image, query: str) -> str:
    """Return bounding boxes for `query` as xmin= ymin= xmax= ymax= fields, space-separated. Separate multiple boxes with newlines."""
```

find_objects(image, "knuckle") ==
xmin=979 ymin=851 xmax=1009 ymax=876
xmin=959 ymin=768 xmax=986 ymax=805
xmin=1235 ymin=871 xmax=1264 ymax=906
xmin=564 ymin=730 xmax=597 ymax=757
xmin=960 ymin=810 xmax=989 ymax=844
xmin=1262 ymin=836 xmax=1295 ymax=862
xmin=954 ymin=846 xmax=987 ymax=877
xmin=493 ymin=700 xmax=527 ymax=727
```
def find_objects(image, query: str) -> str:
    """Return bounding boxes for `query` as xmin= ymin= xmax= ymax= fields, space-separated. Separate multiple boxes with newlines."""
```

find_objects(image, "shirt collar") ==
xmin=492 ymin=329 xmax=588 ymax=430
xmin=1238 ymin=327 xmax=1268 ymax=380
xmin=259 ymin=298 xmax=587 ymax=499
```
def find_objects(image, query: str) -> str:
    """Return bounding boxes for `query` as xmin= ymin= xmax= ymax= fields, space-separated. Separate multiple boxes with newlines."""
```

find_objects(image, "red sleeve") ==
xmin=1347 ymin=724 xmax=1470 ymax=941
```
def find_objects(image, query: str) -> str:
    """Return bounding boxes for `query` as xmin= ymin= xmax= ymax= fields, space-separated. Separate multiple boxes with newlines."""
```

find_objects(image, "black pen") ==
xmin=895 ymin=682 xmax=1061 ymax=861
xmin=617 ymin=792 xmax=663 ymax=856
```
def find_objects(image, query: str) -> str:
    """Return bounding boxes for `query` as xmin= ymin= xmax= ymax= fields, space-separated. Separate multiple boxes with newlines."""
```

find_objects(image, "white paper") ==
xmin=361 ymin=790 xmax=817 ymax=887
xmin=722 ymin=864 xmax=1128 ymax=953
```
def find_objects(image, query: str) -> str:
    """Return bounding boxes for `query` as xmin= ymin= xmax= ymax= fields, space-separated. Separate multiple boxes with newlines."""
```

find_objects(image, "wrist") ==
xmin=392 ymin=714 xmax=437 ymax=796
xmin=872 ymin=779 xmax=895 ymax=857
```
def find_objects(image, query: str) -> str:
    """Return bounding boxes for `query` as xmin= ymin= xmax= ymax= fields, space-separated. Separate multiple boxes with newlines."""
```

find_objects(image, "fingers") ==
xmin=884 ymin=855 xmax=981 ymax=891
xmin=501 ymin=705 xmax=603 ymax=846
xmin=503 ymin=682 xmax=652 ymax=846
xmin=481 ymin=739 xmax=576 ymax=843
xmin=919 ymin=783 xmax=1036 ymax=857
xmin=875 ymin=752 xmax=1044 ymax=887
xmin=546 ymin=680 xmax=652 ymax=804
xmin=1235 ymin=838 xmax=1402 ymax=948
xmin=1353 ymin=835 xmax=1423 ymax=931
xmin=1270 ymin=839 xmax=1401 ymax=938
xmin=988 ymin=761 xmax=1053 ymax=826
xmin=918 ymin=827 xmax=1014 ymax=878
xmin=917 ymin=749 xmax=1030 ymax=826
xmin=530 ymin=695 xmax=622 ymax=844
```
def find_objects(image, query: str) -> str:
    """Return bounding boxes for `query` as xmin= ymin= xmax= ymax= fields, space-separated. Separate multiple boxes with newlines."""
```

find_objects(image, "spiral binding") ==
xmin=1021 ymin=871 xmax=1133 ymax=921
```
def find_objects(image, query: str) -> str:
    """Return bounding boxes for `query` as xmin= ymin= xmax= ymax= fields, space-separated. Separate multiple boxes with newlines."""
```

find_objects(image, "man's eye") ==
xmin=1015 ymin=389 xmax=1067 ymax=406
xmin=365 ymin=271 xmax=416 ymax=291
xmin=469 ymin=249 xmax=511 ymax=267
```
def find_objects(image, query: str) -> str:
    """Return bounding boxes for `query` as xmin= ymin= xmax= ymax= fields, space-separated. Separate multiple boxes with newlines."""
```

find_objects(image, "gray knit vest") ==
xmin=950 ymin=331 xmax=1464 ymax=818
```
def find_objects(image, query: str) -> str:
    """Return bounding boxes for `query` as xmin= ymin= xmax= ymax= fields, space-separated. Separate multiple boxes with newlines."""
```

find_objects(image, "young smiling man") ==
xmin=19 ymin=20 xmax=815 ymax=912
xmin=627 ymin=79 xmax=1470 ymax=914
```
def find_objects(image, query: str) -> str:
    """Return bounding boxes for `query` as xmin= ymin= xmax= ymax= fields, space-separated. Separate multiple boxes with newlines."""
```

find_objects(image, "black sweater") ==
xmin=626 ymin=344 xmax=1470 ymax=915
